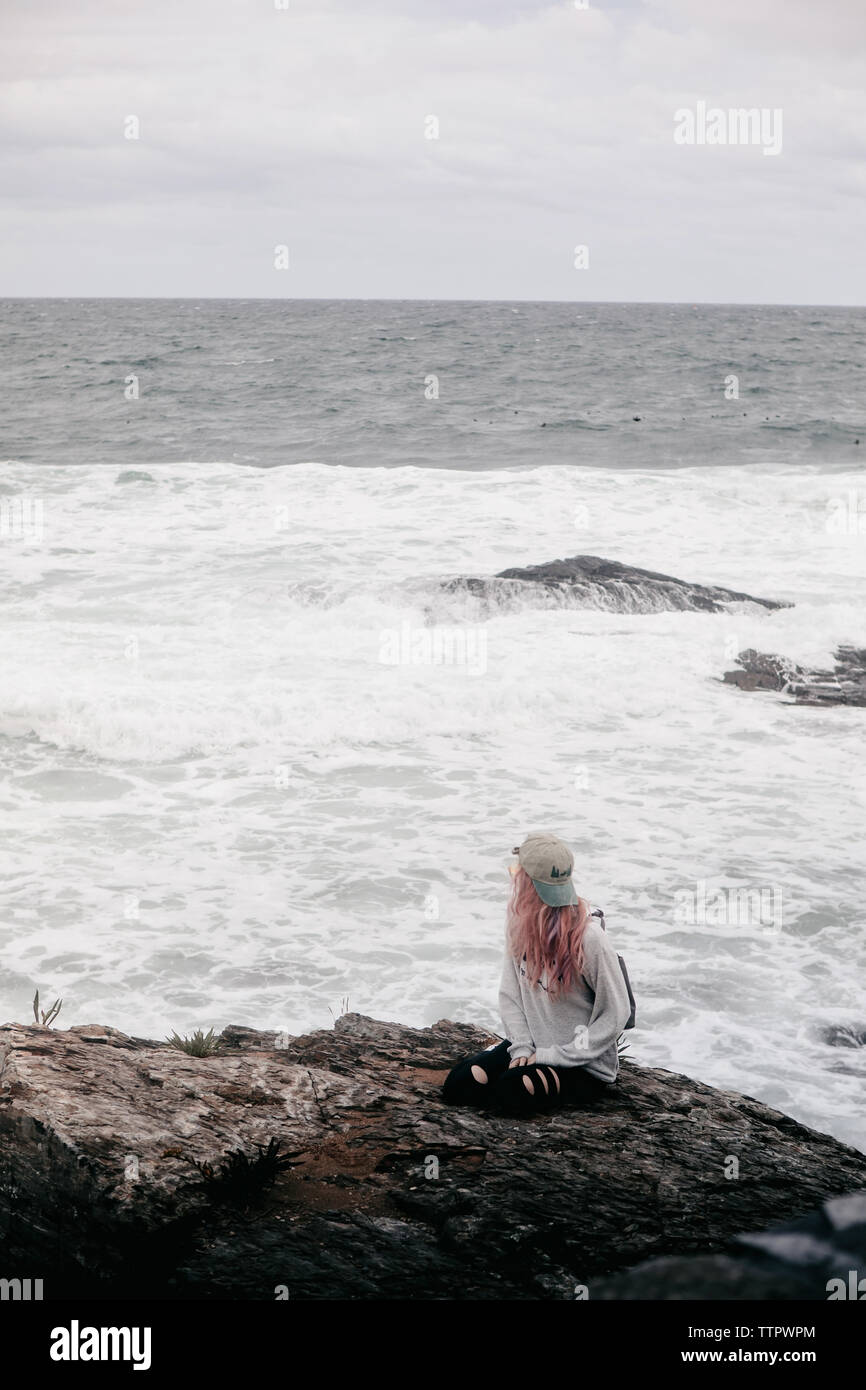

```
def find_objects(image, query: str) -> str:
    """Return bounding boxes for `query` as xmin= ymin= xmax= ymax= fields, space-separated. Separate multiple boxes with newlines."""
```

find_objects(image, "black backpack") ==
xmin=591 ymin=908 xmax=636 ymax=1030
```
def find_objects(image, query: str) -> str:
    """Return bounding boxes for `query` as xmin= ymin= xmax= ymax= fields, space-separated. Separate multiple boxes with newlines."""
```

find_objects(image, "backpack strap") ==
xmin=590 ymin=908 xmax=636 ymax=1029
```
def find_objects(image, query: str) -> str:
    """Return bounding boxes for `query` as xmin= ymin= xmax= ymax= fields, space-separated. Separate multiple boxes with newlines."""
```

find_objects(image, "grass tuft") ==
xmin=188 ymin=1138 xmax=302 ymax=1204
xmin=33 ymin=990 xmax=63 ymax=1028
xmin=165 ymin=1027 xmax=222 ymax=1056
xmin=328 ymin=995 xmax=350 ymax=1023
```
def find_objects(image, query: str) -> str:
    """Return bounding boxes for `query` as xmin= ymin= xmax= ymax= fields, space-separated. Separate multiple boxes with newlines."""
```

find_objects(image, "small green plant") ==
xmin=165 ymin=1027 xmax=222 ymax=1057
xmin=188 ymin=1138 xmax=302 ymax=1204
xmin=33 ymin=990 xmax=62 ymax=1028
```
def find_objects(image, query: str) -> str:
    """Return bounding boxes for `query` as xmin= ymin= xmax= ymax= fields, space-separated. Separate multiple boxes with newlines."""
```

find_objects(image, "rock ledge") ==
xmin=1 ymin=1014 xmax=864 ymax=1299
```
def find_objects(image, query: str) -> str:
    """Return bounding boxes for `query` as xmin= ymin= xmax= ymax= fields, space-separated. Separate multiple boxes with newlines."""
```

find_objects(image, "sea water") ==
xmin=1 ymin=299 xmax=864 ymax=1151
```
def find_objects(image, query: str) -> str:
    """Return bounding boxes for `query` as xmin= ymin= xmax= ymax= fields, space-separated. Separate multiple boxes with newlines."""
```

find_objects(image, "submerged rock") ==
xmin=1 ymin=1014 xmax=864 ymax=1300
xmin=444 ymin=556 xmax=789 ymax=615
xmin=819 ymin=1023 xmax=866 ymax=1049
xmin=724 ymin=646 xmax=866 ymax=707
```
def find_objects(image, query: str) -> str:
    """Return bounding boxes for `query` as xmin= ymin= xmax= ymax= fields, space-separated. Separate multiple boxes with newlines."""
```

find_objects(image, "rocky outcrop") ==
xmin=724 ymin=646 xmax=866 ymax=707
xmin=591 ymin=1192 xmax=866 ymax=1299
xmin=1 ymin=1014 xmax=864 ymax=1300
xmin=443 ymin=556 xmax=789 ymax=614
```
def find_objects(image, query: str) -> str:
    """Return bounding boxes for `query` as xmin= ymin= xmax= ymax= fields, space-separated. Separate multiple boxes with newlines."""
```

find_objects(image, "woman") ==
xmin=443 ymin=831 xmax=632 ymax=1115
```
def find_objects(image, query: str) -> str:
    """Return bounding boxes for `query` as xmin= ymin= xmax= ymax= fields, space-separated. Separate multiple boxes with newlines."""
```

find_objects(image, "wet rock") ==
xmin=444 ymin=556 xmax=789 ymax=615
xmin=592 ymin=1192 xmax=866 ymax=1300
xmin=1 ymin=1014 xmax=864 ymax=1300
xmin=819 ymin=1024 xmax=866 ymax=1049
xmin=722 ymin=647 xmax=804 ymax=691
xmin=724 ymin=646 xmax=866 ymax=707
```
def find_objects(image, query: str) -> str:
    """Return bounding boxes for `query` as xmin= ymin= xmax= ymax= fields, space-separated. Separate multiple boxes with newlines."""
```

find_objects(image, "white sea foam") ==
xmin=1 ymin=460 xmax=864 ymax=1149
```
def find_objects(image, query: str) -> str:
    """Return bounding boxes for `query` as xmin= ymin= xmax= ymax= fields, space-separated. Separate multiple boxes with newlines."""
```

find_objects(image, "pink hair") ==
xmin=506 ymin=866 xmax=589 ymax=997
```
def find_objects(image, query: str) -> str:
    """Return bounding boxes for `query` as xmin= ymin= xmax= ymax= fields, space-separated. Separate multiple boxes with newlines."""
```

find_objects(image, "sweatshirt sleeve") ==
xmin=533 ymin=924 xmax=631 ymax=1068
xmin=498 ymin=952 xmax=535 ymax=1061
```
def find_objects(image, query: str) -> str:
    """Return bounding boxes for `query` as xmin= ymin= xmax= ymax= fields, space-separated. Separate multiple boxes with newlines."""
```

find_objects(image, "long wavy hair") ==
xmin=506 ymin=866 xmax=590 ymax=997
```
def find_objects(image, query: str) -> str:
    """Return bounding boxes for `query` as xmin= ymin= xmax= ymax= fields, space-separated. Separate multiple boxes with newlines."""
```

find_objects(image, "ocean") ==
xmin=1 ymin=298 xmax=865 ymax=1152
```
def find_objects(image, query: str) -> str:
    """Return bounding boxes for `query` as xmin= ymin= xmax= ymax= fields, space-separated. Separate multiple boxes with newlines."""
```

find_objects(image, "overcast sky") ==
xmin=2 ymin=0 xmax=865 ymax=302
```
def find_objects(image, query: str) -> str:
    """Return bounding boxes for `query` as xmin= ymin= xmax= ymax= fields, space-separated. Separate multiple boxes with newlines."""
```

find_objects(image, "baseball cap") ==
xmin=513 ymin=831 xmax=579 ymax=907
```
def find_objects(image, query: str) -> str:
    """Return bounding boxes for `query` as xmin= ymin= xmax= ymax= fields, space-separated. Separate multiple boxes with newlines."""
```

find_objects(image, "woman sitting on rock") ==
xmin=443 ymin=831 xmax=632 ymax=1115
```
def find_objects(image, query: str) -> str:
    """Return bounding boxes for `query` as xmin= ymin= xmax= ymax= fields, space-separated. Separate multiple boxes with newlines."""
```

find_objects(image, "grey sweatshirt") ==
xmin=498 ymin=918 xmax=631 ymax=1082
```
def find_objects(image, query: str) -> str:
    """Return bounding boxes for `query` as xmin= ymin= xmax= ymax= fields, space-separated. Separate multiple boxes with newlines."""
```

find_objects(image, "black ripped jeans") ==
xmin=442 ymin=1039 xmax=610 ymax=1115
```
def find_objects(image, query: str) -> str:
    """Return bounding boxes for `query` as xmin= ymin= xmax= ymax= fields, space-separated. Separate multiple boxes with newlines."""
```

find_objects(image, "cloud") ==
xmin=1 ymin=0 xmax=864 ymax=300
